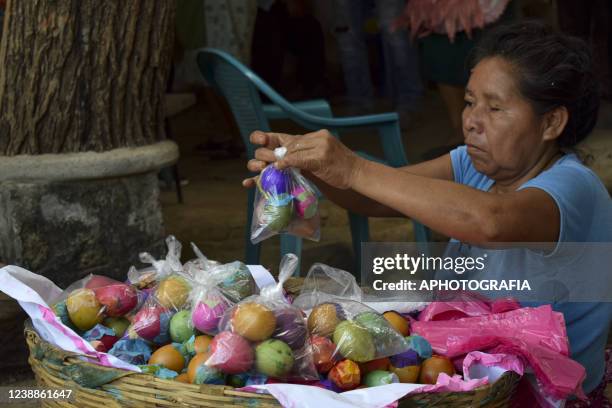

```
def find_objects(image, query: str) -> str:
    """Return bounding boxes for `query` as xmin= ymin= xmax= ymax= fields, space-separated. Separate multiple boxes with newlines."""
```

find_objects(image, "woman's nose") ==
xmin=463 ymin=107 xmax=483 ymax=134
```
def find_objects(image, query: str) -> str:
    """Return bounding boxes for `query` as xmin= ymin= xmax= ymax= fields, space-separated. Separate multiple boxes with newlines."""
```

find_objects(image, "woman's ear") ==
xmin=542 ymin=106 xmax=569 ymax=141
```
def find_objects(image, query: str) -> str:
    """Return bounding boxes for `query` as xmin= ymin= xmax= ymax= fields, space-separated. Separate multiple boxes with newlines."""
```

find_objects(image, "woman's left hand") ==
xmin=247 ymin=129 xmax=363 ymax=190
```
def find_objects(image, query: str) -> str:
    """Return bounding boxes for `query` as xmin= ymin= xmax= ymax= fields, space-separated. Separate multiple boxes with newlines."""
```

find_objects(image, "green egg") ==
xmin=170 ymin=310 xmax=196 ymax=343
xmin=364 ymin=370 xmax=399 ymax=387
xmin=333 ymin=320 xmax=376 ymax=363
xmin=255 ymin=339 xmax=294 ymax=378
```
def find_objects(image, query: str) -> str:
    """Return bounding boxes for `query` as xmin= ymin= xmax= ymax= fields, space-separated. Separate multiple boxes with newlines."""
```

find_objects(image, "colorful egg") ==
xmin=187 ymin=353 xmax=226 ymax=385
xmin=170 ymin=310 xmax=196 ymax=343
xmin=155 ymin=276 xmax=191 ymax=310
xmin=273 ymin=308 xmax=307 ymax=350
xmin=307 ymin=303 xmax=344 ymax=338
xmin=149 ymin=344 xmax=185 ymax=373
xmin=175 ymin=373 xmax=190 ymax=383
xmin=193 ymin=335 xmax=213 ymax=354
xmin=310 ymin=335 xmax=337 ymax=374
xmin=191 ymin=294 xmax=228 ymax=334
xmin=383 ymin=311 xmax=410 ymax=336
xmin=66 ymin=289 xmax=104 ymax=331
xmin=94 ymin=282 xmax=138 ymax=317
xmin=255 ymin=339 xmax=294 ymax=378
xmin=260 ymin=166 xmax=290 ymax=195
xmin=292 ymin=186 xmax=318 ymax=219
xmin=217 ymin=261 xmax=256 ymax=302
xmin=132 ymin=304 xmax=172 ymax=344
xmin=227 ymin=373 xmax=249 ymax=388
xmin=333 ymin=321 xmax=375 ymax=363
xmin=419 ymin=356 xmax=455 ymax=384
xmin=328 ymin=360 xmax=361 ymax=391
xmin=103 ymin=317 xmax=130 ymax=338
xmin=363 ymin=370 xmax=399 ymax=387
xmin=232 ymin=303 xmax=276 ymax=342
xmin=390 ymin=364 xmax=420 ymax=383
xmin=208 ymin=331 xmax=254 ymax=374
xmin=354 ymin=311 xmax=403 ymax=355
xmin=262 ymin=200 xmax=293 ymax=232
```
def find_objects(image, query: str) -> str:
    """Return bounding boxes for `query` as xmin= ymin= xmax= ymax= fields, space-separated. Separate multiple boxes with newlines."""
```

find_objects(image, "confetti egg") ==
xmin=132 ymin=304 xmax=172 ymax=344
xmin=332 ymin=321 xmax=375 ymax=363
xmin=262 ymin=198 xmax=293 ymax=232
xmin=156 ymin=276 xmax=191 ymax=310
xmin=310 ymin=335 xmax=337 ymax=373
xmin=328 ymin=360 xmax=361 ymax=390
xmin=217 ymin=261 xmax=257 ymax=302
xmin=363 ymin=370 xmax=399 ymax=387
xmin=292 ymin=186 xmax=318 ymax=219
xmin=355 ymin=311 xmax=407 ymax=355
xmin=232 ymin=303 xmax=276 ymax=342
xmin=260 ymin=165 xmax=290 ymax=195
xmin=66 ymin=289 xmax=104 ymax=331
xmin=273 ymin=308 xmax=307 ymax=350
xmin=208 ymin=331 xmax=254 ymax=374
xmin=389 ymin=349 xmax=421 ymax=383
xmin=188 ymin=353 xmax=226 ymax=385
xmin=255 ymin=339 xmax=294 ymax=378
xmin=169 ymin=310 xmax=195 ymax=343
xmin=382 ymin=311 xmax=410 ymax=336
xmin=191 ymin=294 xmax=229 ymax=334
xmin=307 ymin=303 xmax=344 ymax=338
xmin=149 ymin=344 xmax=185 ymax=373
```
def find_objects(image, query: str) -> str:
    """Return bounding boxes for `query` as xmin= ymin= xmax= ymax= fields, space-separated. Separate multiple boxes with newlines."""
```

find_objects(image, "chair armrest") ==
xmin=263 ymin=99 xmax=334 ymax=120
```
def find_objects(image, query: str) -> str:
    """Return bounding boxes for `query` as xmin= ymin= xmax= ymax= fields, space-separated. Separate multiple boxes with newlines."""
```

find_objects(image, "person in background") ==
xmin=332 ymin=0 xmax=423 ymax=128
xmin=251 ymin=0 xmax=328 ymax=101
xmin=395 ymin=0 xmax=512 ymax=156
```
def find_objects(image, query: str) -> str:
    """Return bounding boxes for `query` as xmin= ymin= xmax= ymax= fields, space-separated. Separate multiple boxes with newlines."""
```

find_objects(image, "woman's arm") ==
xmin=350 ymin=158 xmax=560 ymax=243
xmin=305 ymin=153 xmax=454 ymax=217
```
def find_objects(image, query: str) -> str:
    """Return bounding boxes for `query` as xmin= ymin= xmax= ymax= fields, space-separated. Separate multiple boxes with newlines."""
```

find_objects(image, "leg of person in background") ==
xmin=436 ymin=82 xmax=465 ymax=144
xmin=376 ymin=0 xmax=423 ymax=128
xmin=287 ymin=7 xmax=328 ymax=100
xmin=251 ymin=1 xmax=288 ymax=92
xmin=333 ymin=0 xmax=374 ymax=113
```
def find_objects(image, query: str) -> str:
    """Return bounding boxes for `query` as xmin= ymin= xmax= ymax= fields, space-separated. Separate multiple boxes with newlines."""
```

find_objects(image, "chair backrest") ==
xmin=197 ymin=49 xmax=272 ymax=159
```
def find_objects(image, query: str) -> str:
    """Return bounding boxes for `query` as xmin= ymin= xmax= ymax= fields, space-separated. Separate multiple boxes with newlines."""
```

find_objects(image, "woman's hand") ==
xmin=242 ymin=129 xmax=363 ymax=190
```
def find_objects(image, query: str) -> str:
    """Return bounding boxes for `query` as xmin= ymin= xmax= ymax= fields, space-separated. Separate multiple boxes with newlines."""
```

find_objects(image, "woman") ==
xmin=244 ymin=21 xmax=611 ymax=401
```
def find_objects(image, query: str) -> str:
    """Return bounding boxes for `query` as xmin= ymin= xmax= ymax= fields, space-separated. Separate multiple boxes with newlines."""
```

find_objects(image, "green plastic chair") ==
xmin=197 ymin=48 xmax=429 ymax=275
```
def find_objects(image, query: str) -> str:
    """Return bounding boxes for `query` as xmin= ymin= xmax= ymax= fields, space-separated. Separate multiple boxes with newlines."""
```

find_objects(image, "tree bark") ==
xmin=0 ymin=0 xmax=175 ymax=155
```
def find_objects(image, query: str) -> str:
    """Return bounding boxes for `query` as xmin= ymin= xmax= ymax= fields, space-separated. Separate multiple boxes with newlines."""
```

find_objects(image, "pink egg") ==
xmin=133 ymin=304 xmax=171 ymax=343
xmin=208 ymin=331 xmax=254 ymax=374
xmin=292 ymin=186 xmax=317 ymax=219
xmin=191 ymin=295 xmax=228 ymax=334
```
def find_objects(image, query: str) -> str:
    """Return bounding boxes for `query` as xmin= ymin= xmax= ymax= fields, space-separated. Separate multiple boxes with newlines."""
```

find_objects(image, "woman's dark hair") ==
xmin=471 ymin=20 xmax=600 ymax=147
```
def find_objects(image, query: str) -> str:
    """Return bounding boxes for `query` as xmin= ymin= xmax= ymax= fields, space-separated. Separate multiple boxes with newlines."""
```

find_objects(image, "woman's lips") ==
xmin=466 ymin=144 xmax=485 ymax=154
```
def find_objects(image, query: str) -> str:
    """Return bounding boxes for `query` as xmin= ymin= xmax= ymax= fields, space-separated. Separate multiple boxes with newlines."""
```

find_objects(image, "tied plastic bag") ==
xmin=182 ymin=242 xmax=222 ymax=277
xmin=50 ymin=274 xmax=140 ymax=333
xmin=187 ymin=269 xmax=234 ymax=336
xmin=205 ymin=254 xmax=318 ymax=382
xmin=295 ymin=263 xmax=428 ymax=315
xmin=251 ymin=147 xmax=320 ymax=244
xmin=128 ymin=235 xmax=184 ymax=290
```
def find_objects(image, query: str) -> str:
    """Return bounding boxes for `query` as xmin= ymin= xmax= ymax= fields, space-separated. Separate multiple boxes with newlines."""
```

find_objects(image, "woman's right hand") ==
xmin=242 ymin=131 xmax=294 ymax=188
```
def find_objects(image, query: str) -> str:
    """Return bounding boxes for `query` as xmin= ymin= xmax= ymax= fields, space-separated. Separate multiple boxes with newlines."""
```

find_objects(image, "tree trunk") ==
xmin=0 ymin=0 xmax=175 ymax=155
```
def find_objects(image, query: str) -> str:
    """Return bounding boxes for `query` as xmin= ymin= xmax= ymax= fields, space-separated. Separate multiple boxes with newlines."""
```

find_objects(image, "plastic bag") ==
xmin=411 ymin=305 xmax=585 ymax=400
xmin=250 ymin=147 xmax=320 ymax=244
xmin=182 ymin=242 xmax=221 ymax=277
xmin=418 ymin=291 xmax=520 ymax=321
xmin=186 ymin=269 xmax=234 ymax=336
xmin=128 ymin=235 xmax=184 ymax=289
xmin=208 ymin=254 xmax=318 ymax=381
xmin=50 ymin=274 xmax=140 ymax=333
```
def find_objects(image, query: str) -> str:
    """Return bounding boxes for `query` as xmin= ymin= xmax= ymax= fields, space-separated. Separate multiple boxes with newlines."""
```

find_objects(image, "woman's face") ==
xmin=462 ymin=57 xmax=548 ymax=180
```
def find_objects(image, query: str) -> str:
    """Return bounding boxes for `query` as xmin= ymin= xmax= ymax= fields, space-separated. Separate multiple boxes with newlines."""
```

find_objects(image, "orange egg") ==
xmin=194 ymin=335 xmax=213 ymax=354
xmin=232 ymin=303 xmax=276 ymax=342
xmin=383 ymin=311 xmax=410 ymax=336
xmin=187 ymin=352 xmax=210 ymax=384
xmin=419 ymin=356 xmax=455 ymax=384
xmin=391 ymin=364 xmax=420 ymax=383
xmin=175 ymin=373 xmax=190 ymax=383
xmin=149 ymin=344 xmax=185 ymax=373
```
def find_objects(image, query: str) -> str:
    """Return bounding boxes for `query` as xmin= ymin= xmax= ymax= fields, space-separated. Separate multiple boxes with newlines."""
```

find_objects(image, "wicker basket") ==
xmin=24 ymin=277 xmax=521 ymax=407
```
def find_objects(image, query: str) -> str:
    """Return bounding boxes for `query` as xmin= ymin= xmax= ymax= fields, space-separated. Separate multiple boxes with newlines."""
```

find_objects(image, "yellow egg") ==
xmin=232 ymin=303 xmax=276 ymax=342
xmin=390 ymin=364 xmax=420 ymax=383
xmin=66 ymin=289 xmax=104 ymax=331
xmin=307 ymin=303 xmax=343 ymax=338
xmin=149 ymin=344 xmax=185 ymax=373
xmin=155 ymin=276 xmax=191 ymax=309
xmin=194 ymin=335 xmax=213 ymax=354
xmin=383 ymin=311 xmax=410 ymax=336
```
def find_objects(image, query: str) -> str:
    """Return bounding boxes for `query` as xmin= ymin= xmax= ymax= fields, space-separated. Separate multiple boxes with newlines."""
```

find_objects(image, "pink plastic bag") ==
xmin=418 ymin=291 xmax=520 ymax=321
xmin=412 ymin=305 xmax=585 ymax=400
